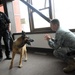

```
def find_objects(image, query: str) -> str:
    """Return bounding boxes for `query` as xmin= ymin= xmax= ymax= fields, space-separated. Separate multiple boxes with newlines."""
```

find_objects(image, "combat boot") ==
xmin=63 ymin=58 xmax=75 ymax=73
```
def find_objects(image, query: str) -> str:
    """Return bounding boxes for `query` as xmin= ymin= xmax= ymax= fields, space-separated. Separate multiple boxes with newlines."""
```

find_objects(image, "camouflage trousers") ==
xmin=53 ymin=47 xmax=75 ymax=61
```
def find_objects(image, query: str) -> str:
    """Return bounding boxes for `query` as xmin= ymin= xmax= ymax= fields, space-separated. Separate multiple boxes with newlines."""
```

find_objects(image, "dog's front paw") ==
xmin=24 ymin=58 xmax=27 ymax=62
xmin=18 ymin=64 xmax=23 ymax=68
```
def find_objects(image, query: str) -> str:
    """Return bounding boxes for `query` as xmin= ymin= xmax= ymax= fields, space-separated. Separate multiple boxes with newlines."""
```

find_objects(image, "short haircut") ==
xmin=51 ymin=19 xmax=60 ymax=26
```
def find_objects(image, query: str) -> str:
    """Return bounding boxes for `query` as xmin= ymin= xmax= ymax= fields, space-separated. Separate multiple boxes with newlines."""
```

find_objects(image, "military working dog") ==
xmin=9 ymin=31 xmax=34 ymax=69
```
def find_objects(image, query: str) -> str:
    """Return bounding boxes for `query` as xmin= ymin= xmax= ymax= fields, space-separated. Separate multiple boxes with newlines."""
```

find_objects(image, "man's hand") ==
xmin=44 ymin=34 xmax=51 ymax=41
xmin=8 ymin=23 xmax=11 ymax=32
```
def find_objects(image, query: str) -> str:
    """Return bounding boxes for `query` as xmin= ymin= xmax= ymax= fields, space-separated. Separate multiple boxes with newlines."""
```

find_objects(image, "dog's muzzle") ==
xmin=26 ymin=38 xmax=34 ymax=45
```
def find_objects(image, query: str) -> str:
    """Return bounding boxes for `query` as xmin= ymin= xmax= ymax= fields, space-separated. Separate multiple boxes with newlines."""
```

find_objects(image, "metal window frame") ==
xmin=27 ymin=0 xmax=53 ymax=33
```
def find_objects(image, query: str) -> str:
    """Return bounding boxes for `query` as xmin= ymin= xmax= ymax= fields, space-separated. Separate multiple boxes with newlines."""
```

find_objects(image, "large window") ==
xmin=19 ymin=0 xmax=75 ymax=33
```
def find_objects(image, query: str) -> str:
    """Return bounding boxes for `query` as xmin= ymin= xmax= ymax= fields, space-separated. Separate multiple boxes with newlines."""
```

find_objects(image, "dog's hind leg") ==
xmin=9 ymin=50 xmax=16 ymax=69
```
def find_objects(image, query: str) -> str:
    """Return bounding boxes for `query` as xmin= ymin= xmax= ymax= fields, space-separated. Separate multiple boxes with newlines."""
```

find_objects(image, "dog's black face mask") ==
xmin=25 ymin=37 xmax=34 ymax=45
xmin=18 ymin=31 xmax=34 ymax=48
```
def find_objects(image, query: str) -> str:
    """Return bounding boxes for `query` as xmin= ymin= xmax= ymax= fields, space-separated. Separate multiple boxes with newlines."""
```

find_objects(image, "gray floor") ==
xmin=0 ymin=51 xmax=75 ymax=75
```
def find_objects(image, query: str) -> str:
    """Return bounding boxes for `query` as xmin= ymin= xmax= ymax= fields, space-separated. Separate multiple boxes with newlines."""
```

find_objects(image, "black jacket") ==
xmin=0 ymin=11 xmax=10 ymax=31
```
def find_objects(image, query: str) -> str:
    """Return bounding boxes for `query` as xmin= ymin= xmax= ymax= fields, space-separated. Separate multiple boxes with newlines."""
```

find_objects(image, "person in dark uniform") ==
xmin=0 ymin=11 xmax=11 ymax=61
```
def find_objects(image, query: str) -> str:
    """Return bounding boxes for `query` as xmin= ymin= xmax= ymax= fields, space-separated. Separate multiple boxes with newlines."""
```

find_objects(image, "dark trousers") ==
xmin=0 ymin=30 xmax=11 ymax=58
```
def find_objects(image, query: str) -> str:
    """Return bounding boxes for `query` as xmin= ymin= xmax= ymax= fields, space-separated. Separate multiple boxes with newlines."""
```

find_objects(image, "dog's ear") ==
xmin=22 ymin=31 xmax=26 ymax=37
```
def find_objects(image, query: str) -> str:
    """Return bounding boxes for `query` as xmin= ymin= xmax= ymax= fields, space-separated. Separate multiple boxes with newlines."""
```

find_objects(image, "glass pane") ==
xmin=33 ymin=9 xmax=50 ymax=28
xmin=19 ymin=1 xmax=30 ymax=32
xmin=45 ymin=0 xmax=49 ymax=7
xmin=32 ymin=0 xmax=49 ymax=9
xmin=54 ymin=0 xmax=75 ymax=29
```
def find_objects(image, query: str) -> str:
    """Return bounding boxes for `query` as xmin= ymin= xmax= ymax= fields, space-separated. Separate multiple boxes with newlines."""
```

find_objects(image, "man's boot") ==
xmin=63 ymin=58 xmax=75 ymax=73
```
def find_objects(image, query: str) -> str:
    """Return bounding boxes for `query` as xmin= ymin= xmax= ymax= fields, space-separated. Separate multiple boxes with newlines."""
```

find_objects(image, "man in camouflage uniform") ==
xmin=45 ymin=19 xmax=75 ymax=73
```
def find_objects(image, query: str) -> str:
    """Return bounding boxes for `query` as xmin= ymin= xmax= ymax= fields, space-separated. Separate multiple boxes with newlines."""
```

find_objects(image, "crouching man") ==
xmin=45 ymin=19 xmax=75 ymax=73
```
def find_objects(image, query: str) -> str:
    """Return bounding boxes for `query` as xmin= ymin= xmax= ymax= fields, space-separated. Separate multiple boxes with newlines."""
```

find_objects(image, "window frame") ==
xmin=27 ymin=0 xmax=53 ymax=33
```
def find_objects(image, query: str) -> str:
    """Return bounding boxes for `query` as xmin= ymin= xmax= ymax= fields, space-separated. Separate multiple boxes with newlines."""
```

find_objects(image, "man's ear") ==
xmin=22 ymin=31 xmax=26 ymax=37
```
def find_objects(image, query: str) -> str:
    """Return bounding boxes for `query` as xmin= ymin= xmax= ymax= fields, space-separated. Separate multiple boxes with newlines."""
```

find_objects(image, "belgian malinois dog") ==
xmin=9 ymin=31 xmax=34 ymax=69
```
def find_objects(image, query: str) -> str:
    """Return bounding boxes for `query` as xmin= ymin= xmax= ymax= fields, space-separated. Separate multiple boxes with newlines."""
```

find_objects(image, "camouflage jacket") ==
xmin=48 ymin=27 xmax=75 ymax=50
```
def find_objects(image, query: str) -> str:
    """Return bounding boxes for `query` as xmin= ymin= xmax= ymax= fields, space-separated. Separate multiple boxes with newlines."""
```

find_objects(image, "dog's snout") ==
xmin=29 ymin=39 xmax=34 ymax=42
